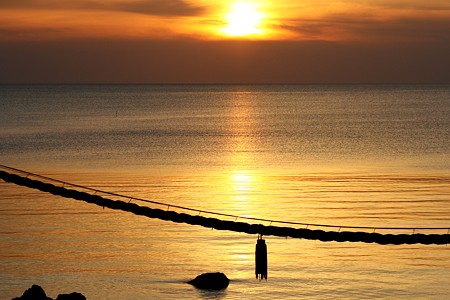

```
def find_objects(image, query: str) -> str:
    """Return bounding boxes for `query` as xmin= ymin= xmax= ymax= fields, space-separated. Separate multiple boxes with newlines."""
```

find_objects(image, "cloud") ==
xmin=367 ymin=0 xmax=450 ymax=11
xmin=271 ymin=0 xmax=450 ymax=41
xmin=0 ymin=27 xmax=72 ymax=40
xmin=0 ymin=0 xmax=206 ymax=17
xmin=275 ymin=13 xmax=450 ymax=42
xmin=110 ymin=0 xmax=205 ymax=16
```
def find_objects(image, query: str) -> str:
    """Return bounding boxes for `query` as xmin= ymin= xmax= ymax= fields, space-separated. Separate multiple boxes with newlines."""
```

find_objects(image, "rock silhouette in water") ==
xmin=12 ymin=285 xmax=52 ymax=300
xmin=188 ymin=272 xmax=230 ymax=290
xmin=56 ymin=292 xmax=86 ymax=300
xmin=12 ymin=285 xmax=86 ymax=300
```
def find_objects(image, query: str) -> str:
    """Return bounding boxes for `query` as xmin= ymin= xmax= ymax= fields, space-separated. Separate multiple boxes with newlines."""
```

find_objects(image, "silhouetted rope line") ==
xmin=1 ymin=166 xmax=449 ymax=245
xmin=2 ymin=165 xmax=448 ymax=231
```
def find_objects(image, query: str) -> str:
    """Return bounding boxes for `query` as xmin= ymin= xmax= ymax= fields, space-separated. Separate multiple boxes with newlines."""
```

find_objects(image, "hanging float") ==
xmin=255 ymin=234 xmax=268 ymax=280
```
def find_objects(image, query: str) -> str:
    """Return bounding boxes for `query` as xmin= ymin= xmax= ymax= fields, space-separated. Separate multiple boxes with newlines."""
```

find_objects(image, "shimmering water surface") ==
xmin=0 ymin=85 xmax=449 ymax=299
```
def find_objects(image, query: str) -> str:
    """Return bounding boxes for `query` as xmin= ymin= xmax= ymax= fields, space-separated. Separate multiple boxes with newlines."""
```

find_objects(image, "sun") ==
xmin=221 ymin=2 xmax=264 ymax=37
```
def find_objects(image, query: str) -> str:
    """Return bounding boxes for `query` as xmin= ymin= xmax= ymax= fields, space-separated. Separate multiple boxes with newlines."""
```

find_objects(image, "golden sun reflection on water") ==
xmin=231 ymin=170 xmax=253 ymax=191
xmin=222 ymin=90 xmax=263 ymax=214
xmin=224 ymin=169 xmax=259 ymax=215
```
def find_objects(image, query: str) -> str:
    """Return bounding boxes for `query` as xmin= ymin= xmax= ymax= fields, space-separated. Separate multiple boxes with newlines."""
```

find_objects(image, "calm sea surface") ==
xmin=0 ymin=84 xmax=449 ymax=299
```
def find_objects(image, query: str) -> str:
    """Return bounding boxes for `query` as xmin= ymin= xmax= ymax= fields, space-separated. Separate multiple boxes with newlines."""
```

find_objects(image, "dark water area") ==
xmin=1 ymin=84 xmax=449 ymax=173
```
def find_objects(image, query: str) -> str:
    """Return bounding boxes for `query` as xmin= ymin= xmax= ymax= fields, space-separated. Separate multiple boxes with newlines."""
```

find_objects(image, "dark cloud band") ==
xmin=0 ymin=0 xmax=206 ymax=17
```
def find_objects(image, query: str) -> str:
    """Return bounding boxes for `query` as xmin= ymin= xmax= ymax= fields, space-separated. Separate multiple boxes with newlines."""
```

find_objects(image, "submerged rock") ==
xmin=56 ymin=292 xmax=86 ymax=300
xmin=188 ymin=272 xmax=230 ymax=290
xmin=12 ymin=285 xmax=86 ymax=300
xmin=12 ymin=284 xmax=53 ymax=300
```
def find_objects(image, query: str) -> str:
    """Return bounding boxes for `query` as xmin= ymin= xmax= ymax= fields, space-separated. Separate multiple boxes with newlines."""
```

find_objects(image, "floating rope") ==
xmin=1 ymin=166 xmax=450 ymax=245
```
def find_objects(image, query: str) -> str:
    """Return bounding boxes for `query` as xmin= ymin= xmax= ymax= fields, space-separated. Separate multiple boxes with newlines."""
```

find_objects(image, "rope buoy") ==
xmin=255 ymin=234 xmax=268 ymax=280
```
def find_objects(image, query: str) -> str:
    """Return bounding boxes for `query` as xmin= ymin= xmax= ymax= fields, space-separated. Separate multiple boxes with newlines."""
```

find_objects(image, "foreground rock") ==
xmin=56 ymin=292 xmax=86 ymax=300
xmin=188 ymin=272 xmax=230 ymax=290
xmin=12 ymin=285 xmax=85 ymax=300
xmin=12 ymin=285 xmax=52 ymax=300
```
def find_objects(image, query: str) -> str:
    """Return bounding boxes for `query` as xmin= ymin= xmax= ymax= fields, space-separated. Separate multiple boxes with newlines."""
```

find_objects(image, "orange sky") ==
xmin=1 ymin=0 xmax=449 ymax=83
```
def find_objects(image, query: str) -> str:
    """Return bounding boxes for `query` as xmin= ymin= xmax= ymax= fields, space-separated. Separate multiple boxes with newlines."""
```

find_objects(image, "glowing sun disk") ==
xmin=222 ymin=2 xmax=264 ymax=36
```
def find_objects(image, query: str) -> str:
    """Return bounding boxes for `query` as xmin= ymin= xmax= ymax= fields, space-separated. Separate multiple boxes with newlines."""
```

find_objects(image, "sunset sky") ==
xmin=1 ymin=0 xmax=449 ymax=83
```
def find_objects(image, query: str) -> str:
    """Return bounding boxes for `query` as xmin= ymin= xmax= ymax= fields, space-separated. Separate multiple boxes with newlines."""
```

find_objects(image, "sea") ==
xmin=0 ymin=84 xmax=449 ymax=299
